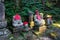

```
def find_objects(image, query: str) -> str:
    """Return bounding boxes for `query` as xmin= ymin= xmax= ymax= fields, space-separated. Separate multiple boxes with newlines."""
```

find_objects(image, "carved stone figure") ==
xmin=46 ymin=15 xmax=53 ymax=25
xmin=46 ymin=15 xmax=53 ymax=29
xmin=34 ymin=10 xmax=41 ymax=26
xmin=13 ymin=13 xmax=23 ymax=28
xmin=28 ymin=11 xmax=34 ymax=29
xmin=23 ymin=21 xmax=30 ymax=31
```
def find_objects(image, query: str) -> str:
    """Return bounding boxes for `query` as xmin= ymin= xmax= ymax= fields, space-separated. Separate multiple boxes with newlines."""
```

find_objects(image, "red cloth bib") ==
xmin=35 ymin=10 xmax=41 ymax=20
xmin=37 ymin=15 xmax=41 ymax=20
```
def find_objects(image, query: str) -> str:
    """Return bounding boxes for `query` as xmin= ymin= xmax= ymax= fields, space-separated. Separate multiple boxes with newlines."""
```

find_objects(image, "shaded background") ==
xmin=5 ymin=0 xmax=60 ymax=32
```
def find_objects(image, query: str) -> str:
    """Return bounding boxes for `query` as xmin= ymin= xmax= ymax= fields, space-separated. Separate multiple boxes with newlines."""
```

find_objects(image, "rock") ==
xmin=0 ymin=28 xmax=11 ymax=40
xmin=0 ymin=1 xmax=11 ymax=40
xmin=40 ymin=37 xmax=53 ymax=40
xmin=0 ymin=28 xmax=11 ymax=37
xmin=0 ymin=21 xmax=7 ymax=28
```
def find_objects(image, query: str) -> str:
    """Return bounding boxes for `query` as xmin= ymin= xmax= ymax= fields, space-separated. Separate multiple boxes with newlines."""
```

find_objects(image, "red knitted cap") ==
xmin=14 ymin=14 xmax=21 ymax=20
xmin=35 ymin=10 xmax=39 ymax=15
xmin=23 ymin=21 xmax=28 ymax=25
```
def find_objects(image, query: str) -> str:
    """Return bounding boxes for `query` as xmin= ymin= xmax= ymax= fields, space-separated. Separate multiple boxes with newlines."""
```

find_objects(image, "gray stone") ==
xmin=0 ymin=2 xmax=5 ymax=21
xmin=0 ymin=0 xmax=7 ymax=28
xmin=0 ymin=2 xmax=7 ymax=28
xmin=0 ymin=28 xmax=11 ymax=37
xmin=0 ymin=0 xmax=4 ymax=2
xmin=40 ymin=37 xmax=53 ymax=40
xmin=0 ymin=21 xmax=7 ymax=28
xmin=0 ymin=28 xmax=11 ymax=40
xmin=0 ymin=1 xmax=11 ymax=40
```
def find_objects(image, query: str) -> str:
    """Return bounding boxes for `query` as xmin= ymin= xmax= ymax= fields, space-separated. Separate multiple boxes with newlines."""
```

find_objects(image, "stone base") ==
xmin=0 ymin=21 xmax=7 ymax=28
xmin=0 ymin=28 xmax=11 ymax=40
xmin=40 ymin=37 xmax=53 ymax=40
xmin=0 ymin=37 xmax=10 ymax=40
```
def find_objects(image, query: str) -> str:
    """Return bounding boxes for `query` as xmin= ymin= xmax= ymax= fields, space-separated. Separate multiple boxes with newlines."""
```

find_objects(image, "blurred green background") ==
xmin=5 ymin=0 xmax=60 ymax=31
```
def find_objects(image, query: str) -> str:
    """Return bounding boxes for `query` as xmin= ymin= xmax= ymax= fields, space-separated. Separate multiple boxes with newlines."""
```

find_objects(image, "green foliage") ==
xmin=5 ymin=0 xmax=60 ymax=30
xmin=46 ymin=2 xmax=53 ymax=7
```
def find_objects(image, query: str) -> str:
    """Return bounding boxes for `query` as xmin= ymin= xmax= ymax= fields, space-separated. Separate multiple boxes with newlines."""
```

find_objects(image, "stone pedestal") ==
xmin=0 ymin=28 xmax=11 ymax=37
xmin=0 ymin=0 xmax=11 ymax=40
xmin=0 ymin=28 xmax=11 ymax=40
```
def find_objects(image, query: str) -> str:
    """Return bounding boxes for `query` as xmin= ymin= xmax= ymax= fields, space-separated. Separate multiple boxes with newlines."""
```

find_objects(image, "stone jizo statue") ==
xmin=13 ymin=13 xmax=23 ymax=28
xmin=34 ymin=10 xmax=41 ymax=26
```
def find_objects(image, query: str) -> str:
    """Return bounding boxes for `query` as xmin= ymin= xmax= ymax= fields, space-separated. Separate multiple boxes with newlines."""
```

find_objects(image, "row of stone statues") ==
xmin=0 ymin=0 xmax=53 ymax=40
xmin=12 ymin=10 xmax=53 ymax=33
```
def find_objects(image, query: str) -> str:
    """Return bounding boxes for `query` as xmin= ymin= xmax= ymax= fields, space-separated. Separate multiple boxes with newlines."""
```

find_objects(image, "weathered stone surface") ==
xmin=0 ymin=1 xmax=7 ymax=28
xmin=0 ymin=21 xmax=7 ymax=28
xmin=0 ymin=28 xmax=11 ymax=40
xmin=0 ymin=0 xmax=4 ymax=2
xmin=0 ymin=2 xmax=5 ymax=21
xmin=40 ymin=37 xmax=53 ymax=40
xmin=0 ymin=1 xmax=11 ymax=40
xmin=33 ymin=36 xmax=53 ymax=40
xmin=0 ymin=28 xmax=11 ymax=37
